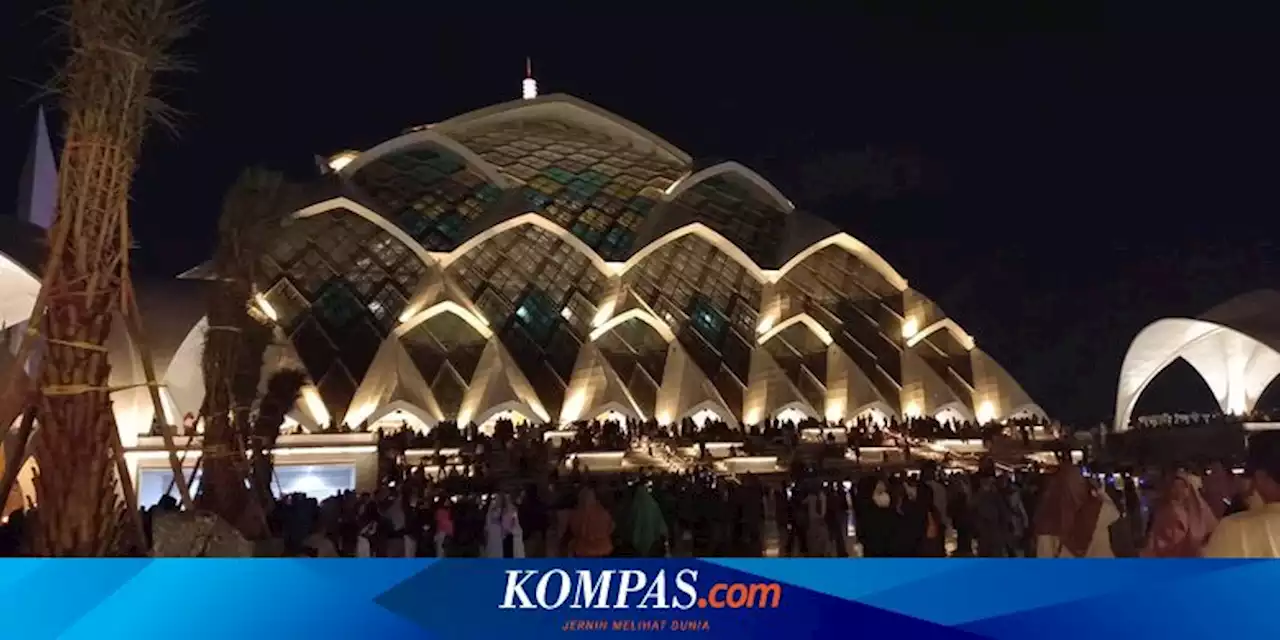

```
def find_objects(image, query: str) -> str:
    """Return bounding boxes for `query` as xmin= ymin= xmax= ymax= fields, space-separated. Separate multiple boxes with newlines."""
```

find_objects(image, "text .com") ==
xmin=499 ymin=569 xmax=782 ymax=610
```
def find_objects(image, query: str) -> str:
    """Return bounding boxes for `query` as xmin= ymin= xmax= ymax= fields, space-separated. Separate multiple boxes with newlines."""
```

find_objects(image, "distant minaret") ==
xmin=522 ymin=57 xmax=538 ymax=100
xmin=15 ymin=107 xmax=57 ymax=230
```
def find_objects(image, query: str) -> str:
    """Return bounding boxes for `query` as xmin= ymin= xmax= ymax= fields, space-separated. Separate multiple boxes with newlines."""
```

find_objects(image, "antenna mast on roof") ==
xmin=522 ymin=57 xmax=538 ymax=100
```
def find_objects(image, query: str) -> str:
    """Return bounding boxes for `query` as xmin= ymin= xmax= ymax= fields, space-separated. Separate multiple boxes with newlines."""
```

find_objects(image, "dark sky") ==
xmin=2 ymin=3 xmax=1278 ymax=424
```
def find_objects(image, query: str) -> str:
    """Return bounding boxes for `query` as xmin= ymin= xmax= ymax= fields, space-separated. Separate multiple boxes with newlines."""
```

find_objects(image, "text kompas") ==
xmin=499 ymin=569 xmax=782 ymax=610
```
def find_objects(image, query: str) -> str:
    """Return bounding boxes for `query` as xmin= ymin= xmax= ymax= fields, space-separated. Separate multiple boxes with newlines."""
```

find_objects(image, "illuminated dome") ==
xmin=1114 ymin=290 xmax=1280 ymax=432
xmin=227 ymin=94 xmax=1045 ymax=430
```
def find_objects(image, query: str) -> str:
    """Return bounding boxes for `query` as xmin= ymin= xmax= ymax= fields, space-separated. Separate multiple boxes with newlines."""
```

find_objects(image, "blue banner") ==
xmin=2 ymin=559 xmax=1271 ymax=639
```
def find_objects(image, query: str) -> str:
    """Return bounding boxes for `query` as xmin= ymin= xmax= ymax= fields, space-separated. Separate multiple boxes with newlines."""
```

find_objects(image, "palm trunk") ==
xmin=197 ymin=168 xmax=297 ymax=539
xmin=248 ymin=370 xmax=306 ymax=503
xmin=197 ymin=281 xmax=262 ymax=536
xmin=31 ymin=0 xmax=190 ymax=556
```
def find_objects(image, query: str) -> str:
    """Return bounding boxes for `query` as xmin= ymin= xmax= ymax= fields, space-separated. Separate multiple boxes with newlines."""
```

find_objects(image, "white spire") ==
xmin=16 ymin=107 xmax=57 ymax=230
xmin=522 ymin=57 xmax=537 ymax=100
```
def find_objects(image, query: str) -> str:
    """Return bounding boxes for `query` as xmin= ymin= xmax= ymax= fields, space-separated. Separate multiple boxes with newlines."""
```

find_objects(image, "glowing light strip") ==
xmin=294 ymin=198 xmax=438 ymax=270
xmin=327 ymin=151 xmax=358 ymax=173
xmin=567 ymin=451 xmax=626 ymax=460
xmin=772 ymin=232 xmax=908 ymax=291
xmin=589 ymin=308 xmax=675 ymax=343
xmin=404 ymin=448 xmax=462 ymax=457
xmin=125 ymin=445 xmax=378 ymax=463
xmin=756 ymin=313 xmax=832 ymax=346
xmin=300 ymin=385 xmax=331 ymax=426
xmin=663 ymin=161 xmax=794 ymax=213
xmin=904 ymin=318 xmax=975 ymax=350
xmin=254 ymin=294 xmax=279 ymax=321
xmin=434 ymin=212 xmax=610 ymax=276
xmin=395 ymin=300 xmax=493 ymax=339
xmin=337 ymin=130 xmax=512 ymax=187
xmin=432 ymin=94 xmax=692 ymax=165
xmin=618 ymin=222 xmax=766 ymax=284
xmin=800 ymin=427 xmax=844 ymax=435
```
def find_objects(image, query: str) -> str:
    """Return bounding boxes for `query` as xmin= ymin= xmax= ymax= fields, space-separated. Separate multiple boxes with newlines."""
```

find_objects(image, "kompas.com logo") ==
xmin=499 ymin=569 xmax=782 ymax=610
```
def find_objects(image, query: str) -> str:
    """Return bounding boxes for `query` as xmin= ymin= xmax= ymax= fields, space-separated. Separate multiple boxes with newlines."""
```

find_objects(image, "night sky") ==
xmin=2 ymin=3 xmax=1277 ymax=424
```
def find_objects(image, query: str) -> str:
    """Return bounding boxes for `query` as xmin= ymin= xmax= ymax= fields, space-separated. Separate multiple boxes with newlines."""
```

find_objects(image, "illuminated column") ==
xmin=755 ymin=281 xmax=781 ymax=336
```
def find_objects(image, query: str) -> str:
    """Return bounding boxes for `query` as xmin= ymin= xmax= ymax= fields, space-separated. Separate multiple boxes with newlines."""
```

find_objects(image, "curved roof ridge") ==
xmin=1201 ymin=289 xmax=1280 ymax=342
xmin=338 ymin=128 xmax=511 ymax=188
xmin=423 ymin=207 xmax=913 ymax=297
xmin=663 ymin=161 xmax=794 ymax=213
xmin=774 ymin=231 xmax=908 ymax=291
xmin=433 ymin=93 xmax=691 ymax=166
xmin=906 ymin=317 xmax=975 ymax=351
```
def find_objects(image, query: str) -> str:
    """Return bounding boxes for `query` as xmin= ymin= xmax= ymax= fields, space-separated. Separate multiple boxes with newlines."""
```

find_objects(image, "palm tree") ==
xmin=27 ymin=0 xmax=192 ymax=556
xmin=197 ymin=168 xmax=299 ymax=539
xmin=248 ymin=369 xmax=307 ymax=505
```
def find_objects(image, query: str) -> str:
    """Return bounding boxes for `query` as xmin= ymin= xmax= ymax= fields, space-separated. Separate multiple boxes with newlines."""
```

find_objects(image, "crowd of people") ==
xmin=6 ymin=410 xmax=1280 ymax=558
xmin=1131 ymin=409 xmax=1279 ymax=430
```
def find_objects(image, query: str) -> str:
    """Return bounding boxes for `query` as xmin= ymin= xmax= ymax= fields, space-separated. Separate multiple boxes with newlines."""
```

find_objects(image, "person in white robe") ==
xmin=1204 ymin=432 xmax=1280 ymax=558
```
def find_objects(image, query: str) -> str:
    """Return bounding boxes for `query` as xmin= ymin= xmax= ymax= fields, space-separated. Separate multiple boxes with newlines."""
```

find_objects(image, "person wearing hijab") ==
xmin=1141 ymin=470 xmax=1218 ymax=557
xmin=1033 ymin=464 xmax=1118 ymax=558
xmin=853 ymin=475 xmax=896 ymax=557
xmin=1204 ymin=432 xmax=1280 ymax=557
xmin=568 ymin=487 xmax=614 ymax=558
xmin=485 ymin=493 xmax=525 ymax=558
xmin=628 ymin=483 xmax=669 ymax=557
xmin=914 ymin=482 xmax=947 ymax=557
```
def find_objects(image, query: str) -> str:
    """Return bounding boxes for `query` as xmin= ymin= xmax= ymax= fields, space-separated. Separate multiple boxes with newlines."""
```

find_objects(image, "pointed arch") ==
xmin=583 ymin=399 xmax=645 ymax=424
xmin=364 ymin=400 xmax=438 ymax=431
xmin=434 ymin=93 xmax=691 ymax=166
xmin=293 ymin=197 xmax=438 ymax=269
xmin=338 ymin=129 xmax=511 ymax=188
xmin=434 ymin=212 xmax=612 ymax=276
xmin=850 ymin=399 xmax=899 ymax=422
xmin=773 ymin=400 xmax=819 ymax=420
xmin=757 ymin=313 xmax=833 ymax=347
xmin=1006 ymin=403 xmax=1048 ymax=420
xmin=393 ymin=300 xmax=493 ymax=340
xmin=1114 ymin=316 xmax=1280 ymax=432
xmin=676 ymin=398 xmax=735 ymax=428
xmin=933 ymin=400 xmax=975 ymax=423
xmin=619 ymin=222 xmax=767 ymax=283
xmin=469 ymin=399 xmax=542 ymax=432
xmin=773 ymin=232 xmax=908 ymax=292
xmin=906 ymin=318 xmax=976 ymax=351
xmin=663 ymin=161 xmax=794 ymax=213
xmin=589 ymin=308 xmax=676 ymax=343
